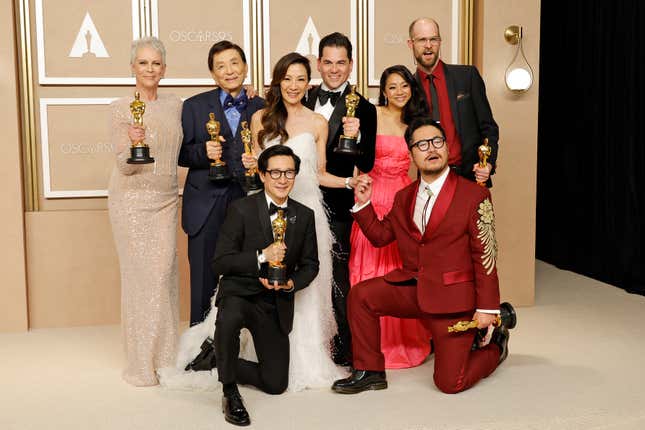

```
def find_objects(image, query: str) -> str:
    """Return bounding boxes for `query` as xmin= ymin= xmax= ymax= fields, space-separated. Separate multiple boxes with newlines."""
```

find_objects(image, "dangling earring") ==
xmin=384 ymin=97 xmax=388 ymax=106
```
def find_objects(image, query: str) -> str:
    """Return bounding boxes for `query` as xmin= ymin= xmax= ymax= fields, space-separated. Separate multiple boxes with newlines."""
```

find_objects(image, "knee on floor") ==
xmin=433 ymin=375 xmax=465 ymax=395
xmin=262 ymin=378 xmax=288 ymax=395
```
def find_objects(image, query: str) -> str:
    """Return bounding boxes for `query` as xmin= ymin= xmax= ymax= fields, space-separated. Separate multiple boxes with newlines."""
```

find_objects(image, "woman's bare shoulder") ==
xmin=251 ymin=109 xmax=266 ymax=127
xmin=252 ymin=108 xmax=266 ymax=120
xmin=312 ymin=111 xmax=328 ymax=127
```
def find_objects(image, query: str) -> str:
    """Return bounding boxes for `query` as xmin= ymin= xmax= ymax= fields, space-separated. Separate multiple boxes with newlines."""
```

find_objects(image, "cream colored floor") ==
xmin=2 ymin=260 xmax=645 ymax=430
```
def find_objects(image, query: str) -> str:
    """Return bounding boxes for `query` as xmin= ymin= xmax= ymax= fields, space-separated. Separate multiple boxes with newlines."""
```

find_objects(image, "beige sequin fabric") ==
xmin=107 ymin=94 xmax=183 ymax=386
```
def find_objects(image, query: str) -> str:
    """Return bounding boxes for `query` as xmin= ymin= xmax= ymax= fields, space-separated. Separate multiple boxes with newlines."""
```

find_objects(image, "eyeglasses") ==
xmin=266 ymin=169 xmax=297 ymax=180
xmin=413 ymin=37 xmax=442 ymax=46
xmin=410 ymin=136 xmax=446 ymax=151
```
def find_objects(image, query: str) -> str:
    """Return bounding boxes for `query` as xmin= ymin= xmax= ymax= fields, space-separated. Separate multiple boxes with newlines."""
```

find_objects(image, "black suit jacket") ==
xmin=415 ymin=64 xmax=499 ymax=186
xmin=211 ymin=192 xmax=319 ymax=334
xmin=304 ymin=85 xmax=377 ymax=221
xmin=179 ymin=88 xmax=265 ymax=236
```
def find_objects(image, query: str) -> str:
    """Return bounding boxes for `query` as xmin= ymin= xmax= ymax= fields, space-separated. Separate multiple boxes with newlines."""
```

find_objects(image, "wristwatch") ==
xmin=345 ymin=177 xmax=353 ymax=190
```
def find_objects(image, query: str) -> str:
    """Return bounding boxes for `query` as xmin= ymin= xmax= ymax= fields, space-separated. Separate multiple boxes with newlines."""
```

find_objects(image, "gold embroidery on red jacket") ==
xmin=477 ymin=198 xmax=498 ymax=275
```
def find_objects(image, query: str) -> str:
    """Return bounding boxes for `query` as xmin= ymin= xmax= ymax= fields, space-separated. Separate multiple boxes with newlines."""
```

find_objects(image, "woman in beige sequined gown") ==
xmin=108 ymin=37 xmax=183 ymax=386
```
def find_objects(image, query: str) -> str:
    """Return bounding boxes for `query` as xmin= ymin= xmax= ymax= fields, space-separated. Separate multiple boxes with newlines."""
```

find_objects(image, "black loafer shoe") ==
xmin=185 ymin=338 xmax=217 ymax=371
xmin=331 ymin=370 xmax=387 ymax=394
xmin=491 ymin=326 xmax=510 ymax=364
xmin=222 ymin=393 xmax=250 ymax=426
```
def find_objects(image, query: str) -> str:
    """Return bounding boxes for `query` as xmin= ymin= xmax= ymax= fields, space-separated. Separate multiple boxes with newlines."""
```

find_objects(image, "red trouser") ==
xmin=348 ymin=277 xmax=501 ymax=394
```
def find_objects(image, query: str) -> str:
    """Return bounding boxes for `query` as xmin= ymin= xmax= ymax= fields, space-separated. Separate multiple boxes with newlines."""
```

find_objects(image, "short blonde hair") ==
xmin=130 ymin=37 xmax=166 ymax=64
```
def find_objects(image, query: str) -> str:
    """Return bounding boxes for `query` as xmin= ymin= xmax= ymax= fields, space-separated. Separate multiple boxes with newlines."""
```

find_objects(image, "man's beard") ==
xmin=416 ymin=50 xmax=438 ymax=70
xmin=420 ymin=165 xmax=447 ymax=176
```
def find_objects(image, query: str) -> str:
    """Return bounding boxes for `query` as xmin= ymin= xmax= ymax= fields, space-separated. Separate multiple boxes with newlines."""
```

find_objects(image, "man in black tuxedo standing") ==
xmin=212 ymin=144 xmax=319 ymax=426
xmin=304 ymin=32 xmax=377 ymax=366
xmin=408 ymin=17 xmax=499 ymax=186
xmin=180 ymin=41 xmax=265 ymax=325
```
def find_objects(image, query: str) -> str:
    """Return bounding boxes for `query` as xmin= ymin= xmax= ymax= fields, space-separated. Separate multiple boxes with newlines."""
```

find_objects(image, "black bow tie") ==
xmin=318 ymin=89 xmax=341 ymax=107
xmin=223 ymin=93 xmax=248 ymax=113
xmin=268 ymin=203 xmax=288 ymax=216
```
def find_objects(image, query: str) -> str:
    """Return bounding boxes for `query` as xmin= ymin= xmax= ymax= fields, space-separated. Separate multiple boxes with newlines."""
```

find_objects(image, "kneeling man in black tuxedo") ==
xmin=212 ymin=144 xmax=319 ymax=426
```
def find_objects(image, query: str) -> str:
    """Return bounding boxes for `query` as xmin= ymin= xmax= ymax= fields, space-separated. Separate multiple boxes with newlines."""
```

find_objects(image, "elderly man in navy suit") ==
xmin=179 ymin=41 xmax=265 ymax=326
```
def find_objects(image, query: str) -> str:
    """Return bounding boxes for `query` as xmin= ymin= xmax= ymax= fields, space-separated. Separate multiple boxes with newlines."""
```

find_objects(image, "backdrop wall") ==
xmin=1 ymin=0 xmax=540 ymax=331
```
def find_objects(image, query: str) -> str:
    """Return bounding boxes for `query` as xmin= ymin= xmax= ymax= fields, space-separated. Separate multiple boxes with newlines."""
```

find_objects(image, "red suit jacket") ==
xmin=353 ymin=170 xmax=499 ymax=314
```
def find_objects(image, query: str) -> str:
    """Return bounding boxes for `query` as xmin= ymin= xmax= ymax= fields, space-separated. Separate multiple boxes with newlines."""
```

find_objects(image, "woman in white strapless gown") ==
xmin=248 ymin=53 xmax=360 ymax=391
xmin=160 ymin=53 xmax=350 ymax=392
xmin=257 ymin=132 xmax=344 ymax=391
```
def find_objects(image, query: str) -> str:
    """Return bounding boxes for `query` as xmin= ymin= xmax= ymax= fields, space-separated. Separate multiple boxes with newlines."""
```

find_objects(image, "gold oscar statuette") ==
xmin=206 ymin=112 xmax=231 ymax=182
xmin=126 ymin=91 xmax=155 ymax=164
xmin=334 ymin=85 xmax=361 ymax=155
xmin=477 ymin=137 xmax=492 ymax=187
xmin=448 ymin=316 xmax=502 ymax=333
xmin=267 ymin=209 xmax=288 ymax=285
xmin=448 ymin=303 xmax=516 ymax=335
xmin=241 ymin=121 xmax=262 ymax=192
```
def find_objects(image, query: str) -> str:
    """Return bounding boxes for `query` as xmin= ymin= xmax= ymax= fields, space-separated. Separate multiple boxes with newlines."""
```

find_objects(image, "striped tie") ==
xmin=421 ymin=186 xmax=434 ymax=233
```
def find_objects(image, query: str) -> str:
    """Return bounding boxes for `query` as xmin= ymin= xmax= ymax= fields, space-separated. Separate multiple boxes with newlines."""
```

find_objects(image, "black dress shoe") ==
xmin=499 ymin=302 xmax=517 ymax=330
xmin=185 ymin=338 xmax=216 ymax=371
xmin=222 ymin=392 xmax=250 ymax=426
xmin=491 ymin=326 xmax=510 ymax=364
xmin=331 ymin=370 xmax=387 ymax=394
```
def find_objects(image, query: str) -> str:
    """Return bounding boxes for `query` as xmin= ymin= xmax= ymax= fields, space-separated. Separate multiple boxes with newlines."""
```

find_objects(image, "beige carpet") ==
xmin=2 ymin=261 xmax=645 ymax=430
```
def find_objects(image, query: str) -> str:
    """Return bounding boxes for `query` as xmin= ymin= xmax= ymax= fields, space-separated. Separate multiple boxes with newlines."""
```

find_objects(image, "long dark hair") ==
xmin=378 ymin=65 xmax=428 ymax=125
xmin=258 ymin=52 xmax=311 ymax=147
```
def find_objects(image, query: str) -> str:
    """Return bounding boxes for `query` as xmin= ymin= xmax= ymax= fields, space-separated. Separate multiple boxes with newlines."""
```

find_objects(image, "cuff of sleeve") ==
xmin=351 ymin=200 xmax=371 ymax=213
xmin=476 ymin=308 xmax=501 ymax=314
xmin=282 ymin=281 xmax=295 ymax=293
xmin=257 ymin=250 xmax=266 ymax=269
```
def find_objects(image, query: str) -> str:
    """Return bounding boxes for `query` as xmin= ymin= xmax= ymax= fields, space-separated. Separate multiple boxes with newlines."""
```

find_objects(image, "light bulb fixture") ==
xmin=504 ymin=25 xmax=534 ymax=93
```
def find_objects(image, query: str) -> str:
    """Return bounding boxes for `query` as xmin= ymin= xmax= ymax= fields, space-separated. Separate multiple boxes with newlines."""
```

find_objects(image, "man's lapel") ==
xmin=326 ymin=85 xmax=350 ymax=148
xmin=255 ymin=193 xmax=274 ymax=245
xmin=415 ymin=71 xmax=429 ymax=108
xmin=304 ymin=86 xmax=319 ymax=110
xmin=443 ymin=65 xmax=461 ymax=132
xmin=406 ymin=180 xmax=423 ymax=241
xmin=283 ymin=204 xmax=297 ymax=257
xmin=424 ymin=171 xmax=457 ymax=239
xmin=211 ymin=88 xmax=234 ymax=138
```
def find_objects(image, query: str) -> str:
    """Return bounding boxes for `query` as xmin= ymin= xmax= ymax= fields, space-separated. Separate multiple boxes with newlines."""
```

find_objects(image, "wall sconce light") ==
xmin=504 ymin=25 xmax=534 ymax=93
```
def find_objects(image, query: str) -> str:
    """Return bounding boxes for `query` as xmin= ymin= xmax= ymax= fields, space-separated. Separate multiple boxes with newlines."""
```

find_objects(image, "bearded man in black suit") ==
xmin=180 ymin=41 xmax=265 ymax=325
xmin=408 ymin=17 xmax=499 ymax=187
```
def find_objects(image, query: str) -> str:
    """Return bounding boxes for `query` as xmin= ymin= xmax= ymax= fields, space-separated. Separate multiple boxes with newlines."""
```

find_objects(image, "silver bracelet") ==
xmin=344 ymin=177 xmax=353 ymax=190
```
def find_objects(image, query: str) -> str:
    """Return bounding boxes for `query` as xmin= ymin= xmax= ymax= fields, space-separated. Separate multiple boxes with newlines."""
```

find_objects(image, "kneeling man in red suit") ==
xmin=332 ymin=116 xmax=514 ymax=394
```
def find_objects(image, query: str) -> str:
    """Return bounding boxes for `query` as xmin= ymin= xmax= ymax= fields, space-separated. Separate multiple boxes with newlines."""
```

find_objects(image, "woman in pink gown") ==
xmin=349 ymin=65 xmax=431 ymax=368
